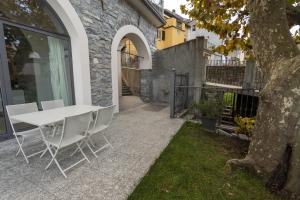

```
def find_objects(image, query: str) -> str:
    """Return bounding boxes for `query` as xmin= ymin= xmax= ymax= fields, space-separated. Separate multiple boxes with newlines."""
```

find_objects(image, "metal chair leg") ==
xmin=103 ymin=135 xmax=113 ymax=149
xmin=40 ymin=148 xmax=48 ymax=158
xmin=45 ymin=143 xmax=67 ymax=178
xmin=15 ymin=135 xmax=29 ymax=164
xmin=86 ymin=142 xmax=98 ymax=158
xmin=70 ymin=140 xmax=84 ymax=157
xmin=76 ymin=143 xmax=90 ymax=163
xmin=51 ymin=126 xmax=57 ymax=137
xmin=88 ymin=137 xmax=96 ymax=148
xmin=45 ymin=145 xmax=59 ymax=170
xmin=16 ymin=136 xmax=24 ymax=157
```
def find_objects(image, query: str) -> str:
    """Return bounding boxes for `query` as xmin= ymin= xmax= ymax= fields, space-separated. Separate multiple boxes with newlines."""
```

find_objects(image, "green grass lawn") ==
xmin=129 ymin=122 xmax=282 ymax=200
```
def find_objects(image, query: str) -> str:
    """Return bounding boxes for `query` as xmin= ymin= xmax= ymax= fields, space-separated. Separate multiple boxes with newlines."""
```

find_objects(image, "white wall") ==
xmin=187 ymin=21 xmax=223 ymax=47
xmin=187 ymin=21 xmax=245 ymax=61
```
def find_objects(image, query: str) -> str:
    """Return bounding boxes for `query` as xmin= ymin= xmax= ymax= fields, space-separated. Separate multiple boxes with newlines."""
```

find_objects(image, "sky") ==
xmin=164 ymin=0 xmax=189 ymax=18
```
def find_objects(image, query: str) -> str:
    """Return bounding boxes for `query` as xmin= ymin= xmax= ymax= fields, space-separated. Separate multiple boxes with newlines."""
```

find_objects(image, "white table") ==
xmin=11 ymin=105 xmax=103 ymax=176
xmin=11 ymin=105 xmax=102 ymax=126
xmin=11 ymin=105 xmax=103 ymax=162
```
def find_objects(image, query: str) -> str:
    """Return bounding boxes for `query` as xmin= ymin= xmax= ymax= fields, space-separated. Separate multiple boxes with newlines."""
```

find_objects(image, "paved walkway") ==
xmin=0 ymin=104 xmax=184 ymax=200
xmin=119 ymin=96 xmax=145 ymax=112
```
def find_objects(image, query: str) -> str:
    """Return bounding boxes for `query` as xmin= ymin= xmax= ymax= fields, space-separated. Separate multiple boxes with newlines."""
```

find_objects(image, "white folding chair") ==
xmin=41 ymin=99 xmax=64 ymax=110
xmin=6 ymin=103 xmax=44 ymax=164
xmin=41 ymin=100 xmax=64 ymax=137
xmin=43 ymin=111 xmax=92 ymax=178
xmin=86 ymin=105 xmax=116 ymax=157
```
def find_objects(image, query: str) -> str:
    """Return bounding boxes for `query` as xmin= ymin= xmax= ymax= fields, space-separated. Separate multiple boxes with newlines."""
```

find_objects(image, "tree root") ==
xmin=226 ymin=156 xmax=264 ymax=176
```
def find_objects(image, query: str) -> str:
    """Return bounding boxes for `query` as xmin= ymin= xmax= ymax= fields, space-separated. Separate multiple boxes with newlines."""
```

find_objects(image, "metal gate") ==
xmin=170 ymin=70 xmax=189 ymax=117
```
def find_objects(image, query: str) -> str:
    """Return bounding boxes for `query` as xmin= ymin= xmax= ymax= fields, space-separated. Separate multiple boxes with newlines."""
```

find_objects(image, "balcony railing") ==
xmin=121 ymin=52 xmax=143 ymax=69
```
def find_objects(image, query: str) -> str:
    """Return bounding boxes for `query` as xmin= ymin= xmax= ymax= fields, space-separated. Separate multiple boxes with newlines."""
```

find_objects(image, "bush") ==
xmin=191 ymin=99 xmax=223 ymax=119
xmin=234 ymin=117 xmax=255 ymax=137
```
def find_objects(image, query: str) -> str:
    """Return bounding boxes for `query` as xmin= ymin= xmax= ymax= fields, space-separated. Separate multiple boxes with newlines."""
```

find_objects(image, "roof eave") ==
xmin=126 ymin=0 xmax=166 ymax=27
xmin=142 ymin=0 xmax=166 ymax=25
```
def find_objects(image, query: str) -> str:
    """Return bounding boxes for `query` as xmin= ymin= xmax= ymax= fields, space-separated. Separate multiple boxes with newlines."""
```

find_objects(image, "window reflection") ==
xmin=4 ymin=24 xmax=73 ymax=107
xmin=0 ymin=0 xmax=67 ymax=35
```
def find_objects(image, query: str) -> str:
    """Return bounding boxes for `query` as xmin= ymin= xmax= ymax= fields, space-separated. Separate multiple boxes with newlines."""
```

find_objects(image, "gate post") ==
xmin=170 ymin=68 xmax=176 ymax=118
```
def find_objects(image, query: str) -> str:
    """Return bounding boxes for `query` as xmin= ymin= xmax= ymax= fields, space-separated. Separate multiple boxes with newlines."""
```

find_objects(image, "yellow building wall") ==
xmin=157 ymin=17 xmax=186 ymax=50
xmin=124 ymin=39 xmax=137 ymax=56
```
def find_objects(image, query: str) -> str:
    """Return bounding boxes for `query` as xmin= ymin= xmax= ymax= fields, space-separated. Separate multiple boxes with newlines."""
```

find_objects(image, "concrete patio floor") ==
xmin=0 ymin=103 xmax=184 ymax=200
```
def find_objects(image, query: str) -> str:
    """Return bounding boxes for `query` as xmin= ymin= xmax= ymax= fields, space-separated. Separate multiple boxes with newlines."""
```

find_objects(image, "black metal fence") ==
xmin=170 ymin=59 xmax=266 ymax=127
xmin=172 ymin=85 xmax=260 ymax=118
xmin=171 ymin=72 xmax=189 ymax=116
xmin=170 ymin=68 xmax=262 ymax=132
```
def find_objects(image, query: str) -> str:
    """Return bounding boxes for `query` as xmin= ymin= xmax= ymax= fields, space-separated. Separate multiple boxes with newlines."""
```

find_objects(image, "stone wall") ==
xmin=140 ymin=69 xmax=153 ymax=102
xmin=152 ymin=37 xmax=206 ymax=103
xmin=69 ymin=0 xmax=157 ymax=106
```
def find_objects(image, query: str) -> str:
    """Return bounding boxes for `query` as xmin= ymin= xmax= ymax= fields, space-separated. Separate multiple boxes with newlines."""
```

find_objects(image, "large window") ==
xmin=0 ymin=0 xmax=73 ymax=137
xmin=4 ymin=24 xmax=73 ymax=106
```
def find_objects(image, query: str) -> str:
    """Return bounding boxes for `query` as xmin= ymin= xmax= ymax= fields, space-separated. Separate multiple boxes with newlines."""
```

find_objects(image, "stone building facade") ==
xmin=68 ymin=0 xmax=160 ymax=106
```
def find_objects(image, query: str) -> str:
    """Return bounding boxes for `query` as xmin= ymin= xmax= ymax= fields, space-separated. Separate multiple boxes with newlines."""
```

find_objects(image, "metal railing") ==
xmin=207 ymin=60 xmax=247 ymax=66
xmin=205 ymin=61 xmax=266 ymax=90
xmin=206 ymin=65 xmax=246 ymax=87
xmin=170 ymin=70 xmax=261 ymax=124
xmin=171 ymin=84 xmax=260 ymax=126
xmin=121 ymin=52 xmax=143 ymax=69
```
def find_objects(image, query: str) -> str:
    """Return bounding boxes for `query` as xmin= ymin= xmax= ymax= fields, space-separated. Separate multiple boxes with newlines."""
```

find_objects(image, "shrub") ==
xmin=234 ymin=117 xmax=255 ymax=137
xmin=191 ymin=99 xmax=223 ymax=119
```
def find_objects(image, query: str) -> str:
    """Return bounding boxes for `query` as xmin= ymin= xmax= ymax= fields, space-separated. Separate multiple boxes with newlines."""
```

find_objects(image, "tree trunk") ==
xmin=228 ymin=0 xmax=300 ymax=196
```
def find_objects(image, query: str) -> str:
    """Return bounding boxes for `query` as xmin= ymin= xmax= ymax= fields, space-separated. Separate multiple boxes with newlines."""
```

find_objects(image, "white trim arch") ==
xmin=111 ymin=25 xmax=152 ymax=112
xmin=46 ymin=0 xmax=92 ymax=105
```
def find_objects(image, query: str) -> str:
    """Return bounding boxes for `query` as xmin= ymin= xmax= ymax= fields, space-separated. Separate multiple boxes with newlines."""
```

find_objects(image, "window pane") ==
xmin=4 ymin=24 xmax=73 ymax=108
xmin=0 ymin=0 xmax=67 ymax=35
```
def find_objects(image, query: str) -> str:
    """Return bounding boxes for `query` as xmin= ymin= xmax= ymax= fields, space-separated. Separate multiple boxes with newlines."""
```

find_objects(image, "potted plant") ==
xmin=191 ymin=99 xmax=223 ymax=132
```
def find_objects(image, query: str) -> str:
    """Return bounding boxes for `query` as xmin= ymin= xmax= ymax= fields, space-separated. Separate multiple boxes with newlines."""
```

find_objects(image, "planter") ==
xmin=201 ymin=117 xmax=217 ymax=132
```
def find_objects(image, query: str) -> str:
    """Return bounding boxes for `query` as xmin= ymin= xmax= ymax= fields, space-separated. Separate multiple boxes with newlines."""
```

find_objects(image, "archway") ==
xmin=111 ymin=25 xmax=152 ymax=112
xmin=46 ymin=0 xmax=91 ymax=105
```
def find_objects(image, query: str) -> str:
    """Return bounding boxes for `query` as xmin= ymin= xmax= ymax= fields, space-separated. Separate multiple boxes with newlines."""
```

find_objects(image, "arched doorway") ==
xmin=111 ymin=25 xmax=152 ymax=112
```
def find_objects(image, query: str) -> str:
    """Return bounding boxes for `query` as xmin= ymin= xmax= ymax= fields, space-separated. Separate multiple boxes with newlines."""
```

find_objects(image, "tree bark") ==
xmin=228 ymin=0 xmax=300 ymax=196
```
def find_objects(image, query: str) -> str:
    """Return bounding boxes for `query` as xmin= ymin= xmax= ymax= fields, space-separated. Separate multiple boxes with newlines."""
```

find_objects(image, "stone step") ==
xmin=217 ymin=124 xmax=238 ymax=132
xmin=122 ymin=80 xmax=133 ymax=96
xmin=220 ymin=120 xmax=235 ymax=125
